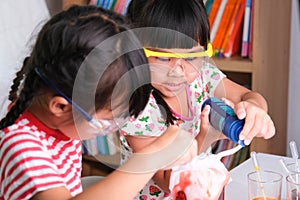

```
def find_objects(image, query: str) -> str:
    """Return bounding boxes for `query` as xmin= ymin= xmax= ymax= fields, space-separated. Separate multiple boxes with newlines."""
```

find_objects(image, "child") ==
xmin=120 ymin=0 xmax=276 ymax=199
xmin=0 ymin=5 xmax=198 ymax=200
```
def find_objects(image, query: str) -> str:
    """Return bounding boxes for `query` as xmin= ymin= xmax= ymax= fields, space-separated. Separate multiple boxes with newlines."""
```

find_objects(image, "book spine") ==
xmin=82 ymin=140 xmax=88 ymax=155
xmin=85 ymin=138 xmax=98 ymax=156
xmin=97 ymin=135 xmax=110 ymax=155
xmin=211 ymin=0 xmax=228 ymax=43
xmin=223 ymin=0 xmax=246 ymax=57
xmin=241 ymin=0 xmax=252 ymax=57
xmin=107 ymin=132 xmax=118 ymax=155
xmin=213 ymin=0 xmax=238 ymax=57
xmin=219 ymin=0 xmax=241 ymax=56
xmin=205 ymin=0 xmax=215 ymax=15
xmin=248 ymin=0 xmax=255 ymax=60
xmin=208 ymin=0 xmax=222 ymax=28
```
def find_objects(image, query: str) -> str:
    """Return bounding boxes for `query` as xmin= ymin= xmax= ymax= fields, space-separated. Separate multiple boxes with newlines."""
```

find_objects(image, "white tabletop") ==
xmin=224 ymin=153 xmax=296 ymax=200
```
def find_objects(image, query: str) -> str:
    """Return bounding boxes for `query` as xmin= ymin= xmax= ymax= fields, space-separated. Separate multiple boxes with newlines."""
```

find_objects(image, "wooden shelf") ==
xmin=214 ymin=57 xmax=253 ymax=73
xmin=215 ymin=0 xmax=291 ymax=156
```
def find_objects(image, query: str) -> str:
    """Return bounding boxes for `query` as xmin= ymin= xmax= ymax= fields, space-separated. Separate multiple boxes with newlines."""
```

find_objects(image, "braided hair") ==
xmin=0 ymin=5 xmax=151 ymax=129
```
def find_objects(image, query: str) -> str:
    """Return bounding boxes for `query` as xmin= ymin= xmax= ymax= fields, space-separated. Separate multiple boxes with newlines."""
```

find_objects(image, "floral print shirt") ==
xmin=120 ymin=62 xmax=225 ymax=200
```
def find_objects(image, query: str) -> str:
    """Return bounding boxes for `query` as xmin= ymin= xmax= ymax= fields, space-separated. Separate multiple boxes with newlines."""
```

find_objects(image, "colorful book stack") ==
xmin=206 ymin=0 xmax=254 ymax=58
xmin=82 ymin=131 xmax=120 ymax=156
xmin=89 ymin=0 xmax=132 ymax=15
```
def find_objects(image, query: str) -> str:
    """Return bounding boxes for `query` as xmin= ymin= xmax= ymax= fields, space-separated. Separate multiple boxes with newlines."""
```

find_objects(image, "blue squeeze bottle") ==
xmin=201 ymin=97 xmax=245 ymax=146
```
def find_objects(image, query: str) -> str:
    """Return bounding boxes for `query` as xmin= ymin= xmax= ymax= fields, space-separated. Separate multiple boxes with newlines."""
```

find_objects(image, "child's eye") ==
xmin=156 ymin=57 xmax=171 ymax=62
xmin=184 ymin=57 xmax=197 ymax=62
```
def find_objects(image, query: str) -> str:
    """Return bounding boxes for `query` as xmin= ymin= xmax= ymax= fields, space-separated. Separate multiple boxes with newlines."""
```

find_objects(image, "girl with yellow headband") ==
xmin=120 ymin=0 xmax=276 ymax=199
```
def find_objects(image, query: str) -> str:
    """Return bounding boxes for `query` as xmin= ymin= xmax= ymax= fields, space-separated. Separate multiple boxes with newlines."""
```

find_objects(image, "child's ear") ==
xmin=48 ymin=96 xmax=72 ymax=117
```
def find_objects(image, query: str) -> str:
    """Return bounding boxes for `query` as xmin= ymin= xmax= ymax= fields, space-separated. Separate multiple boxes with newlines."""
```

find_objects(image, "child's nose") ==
xmin=167 ymin=58 xmax=185 ymax=76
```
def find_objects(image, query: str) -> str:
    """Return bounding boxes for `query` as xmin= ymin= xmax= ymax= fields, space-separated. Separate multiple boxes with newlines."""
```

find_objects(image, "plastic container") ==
xmin=201 ymin=97 xmax=245 ymax=146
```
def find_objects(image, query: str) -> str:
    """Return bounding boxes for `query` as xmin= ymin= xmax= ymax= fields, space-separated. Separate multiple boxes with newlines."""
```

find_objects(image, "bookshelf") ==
xmin=62 ymin=0 xmax=292 ymax=170
xmin=214 ymin=0 xmax=291 ymax=156
xmin=62 ymin=0 xmax=88 ymax=9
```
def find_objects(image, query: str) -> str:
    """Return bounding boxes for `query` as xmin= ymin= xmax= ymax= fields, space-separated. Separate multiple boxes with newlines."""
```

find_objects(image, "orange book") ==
xmin=223 ymin=0 xmax=246 ymax=57
xmin=212 ymin=0 xmax=238 ymax=56
xmin=219 ymin=0 xmax=241 ymax=56
xmin=210 ymin=0 xmax=228 ymax=43
xmin=208 ymin=0 xmax=222 ymax=28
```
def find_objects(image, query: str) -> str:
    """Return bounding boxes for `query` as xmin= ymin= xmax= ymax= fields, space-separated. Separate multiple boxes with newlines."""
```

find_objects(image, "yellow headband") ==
xmin=143 ymin=43 xmax=213 ymax=58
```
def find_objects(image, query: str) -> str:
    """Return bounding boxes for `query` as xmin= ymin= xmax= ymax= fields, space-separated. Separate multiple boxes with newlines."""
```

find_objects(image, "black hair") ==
xmin=125 ymin=0 xmax=210 ymax=125
xmin=0 ymin=5 xmax=151 ymax=129
xmin=126 ymin=0 xmax=210 ymax=49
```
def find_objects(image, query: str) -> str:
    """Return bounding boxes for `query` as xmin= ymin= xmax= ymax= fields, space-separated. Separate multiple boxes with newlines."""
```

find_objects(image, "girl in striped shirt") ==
xmin=0 ymin=5 xmax=197 ymax=200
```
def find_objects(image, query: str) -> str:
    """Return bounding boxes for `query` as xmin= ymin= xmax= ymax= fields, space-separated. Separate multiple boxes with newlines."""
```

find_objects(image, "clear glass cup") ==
xmin=286 ymin=161 xmax=300 ymax=173
xmin=286 ymin=173 xmax=300 ymax=200
xmin=248 ymin=170 xmax=282 ymax=200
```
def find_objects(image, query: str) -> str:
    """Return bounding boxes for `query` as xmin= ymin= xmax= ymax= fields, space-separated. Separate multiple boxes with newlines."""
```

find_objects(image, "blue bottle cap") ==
xmin=224 ymin=117 xmax=245 ymax=146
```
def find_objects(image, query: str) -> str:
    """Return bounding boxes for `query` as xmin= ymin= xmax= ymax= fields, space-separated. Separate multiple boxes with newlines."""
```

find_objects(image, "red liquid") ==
xmin=172 ymin=171 xmax=191 ymax=200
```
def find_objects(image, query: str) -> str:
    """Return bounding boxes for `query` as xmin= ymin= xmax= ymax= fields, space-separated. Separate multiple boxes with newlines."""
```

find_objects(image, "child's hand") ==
xmin=222 ymin=98 xmax=275 ymax=146
xmin=196 ymin=105 xmax=224 ymax=153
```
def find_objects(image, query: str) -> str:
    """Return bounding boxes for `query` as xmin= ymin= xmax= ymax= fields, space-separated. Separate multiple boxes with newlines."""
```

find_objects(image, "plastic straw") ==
xmin=279 ymin=159 xmax=297 ymax=182
xmin=280 ymin=158 xmax=300 ymax=199
xmin=290 ymin=141 xmax=300 ymax=172
xmin=250 ymin=151 xmax=267 ymax=200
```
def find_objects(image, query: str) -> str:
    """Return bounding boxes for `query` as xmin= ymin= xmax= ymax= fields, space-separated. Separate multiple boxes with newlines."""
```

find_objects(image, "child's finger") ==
xmin=221 ymin=97 xmax=235 ymax=108
xmin=200 ymin=105 xmax=210 ymax=126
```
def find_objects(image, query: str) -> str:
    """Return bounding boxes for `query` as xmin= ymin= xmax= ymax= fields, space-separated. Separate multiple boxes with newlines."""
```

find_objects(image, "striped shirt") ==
xmin=0 ymin=110 xmax=82 ymax=200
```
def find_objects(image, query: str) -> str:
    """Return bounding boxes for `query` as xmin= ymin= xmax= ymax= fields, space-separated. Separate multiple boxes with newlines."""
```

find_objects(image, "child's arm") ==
xmin=30 ymin=127 xmax=197 ymax=200
xmin=124 ymin=125 xmax=199 ymax=193
xmin=125 ymin=135 xmax=172 ymax=192
xmin=215 ymin=78 xmax=275 ymax=145
xmin=124 ymin=126 xmax=190 ymax=192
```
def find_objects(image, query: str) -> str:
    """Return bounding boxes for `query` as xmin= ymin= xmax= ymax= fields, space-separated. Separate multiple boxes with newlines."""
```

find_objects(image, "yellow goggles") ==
xmin=143 ymin=43 xmax=213 ymax=58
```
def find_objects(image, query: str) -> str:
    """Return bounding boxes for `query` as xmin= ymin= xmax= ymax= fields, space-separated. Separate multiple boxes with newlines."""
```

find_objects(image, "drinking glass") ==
xmin=248 ymin=170 xmax=282 ymax=200
xmin=286 ymin=173 xmax=300 ymax=200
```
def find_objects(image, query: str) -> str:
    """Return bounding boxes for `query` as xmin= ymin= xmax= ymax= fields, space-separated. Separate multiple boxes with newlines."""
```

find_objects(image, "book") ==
xmin=82 ymin=140 xmax=88 ymax=155
xmin=205 ymin=0 xmax=215 ymax=15
xmin=85 ymin=138 xmax=99 ymax=156
xmin=248 ymin=0 xmax=255 ymax=60
xmin=106 ymin=131 xmax=119 ymax=155
xmin=241 ymin=0 xmax=252 ymax=57
xmin=212 ymin=0 xmax=239 ymax=56
xmin=210 ymin=0 xmax=228 ymax=43
xmin=223 ymin=0 xmax=246 ymax=57
xmin=219 ymin=0 xmax=241 ymax=56
xmin=208 ymin=0 xmax=222 ymax=29
xmin=97 ymin=135 xmax=110 ymax=155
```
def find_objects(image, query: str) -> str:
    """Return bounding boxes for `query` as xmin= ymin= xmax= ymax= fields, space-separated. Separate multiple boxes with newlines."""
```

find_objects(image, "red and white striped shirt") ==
xmin=0 ymin=110 xmax=82 ymax=200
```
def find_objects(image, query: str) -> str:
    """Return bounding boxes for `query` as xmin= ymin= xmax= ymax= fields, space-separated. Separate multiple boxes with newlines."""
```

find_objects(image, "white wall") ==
xmin=287 ymin=0 xmax=300 ymax=156
xmin=0 ymin=1 xmax=50 ymax=118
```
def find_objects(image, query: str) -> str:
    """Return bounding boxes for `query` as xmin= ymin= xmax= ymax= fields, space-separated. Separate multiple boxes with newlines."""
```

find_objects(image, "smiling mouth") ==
xmin=166 ymin=83 xmax=183 ymax=87
xmin=163 ymin=82 xmax=186 ymax=90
